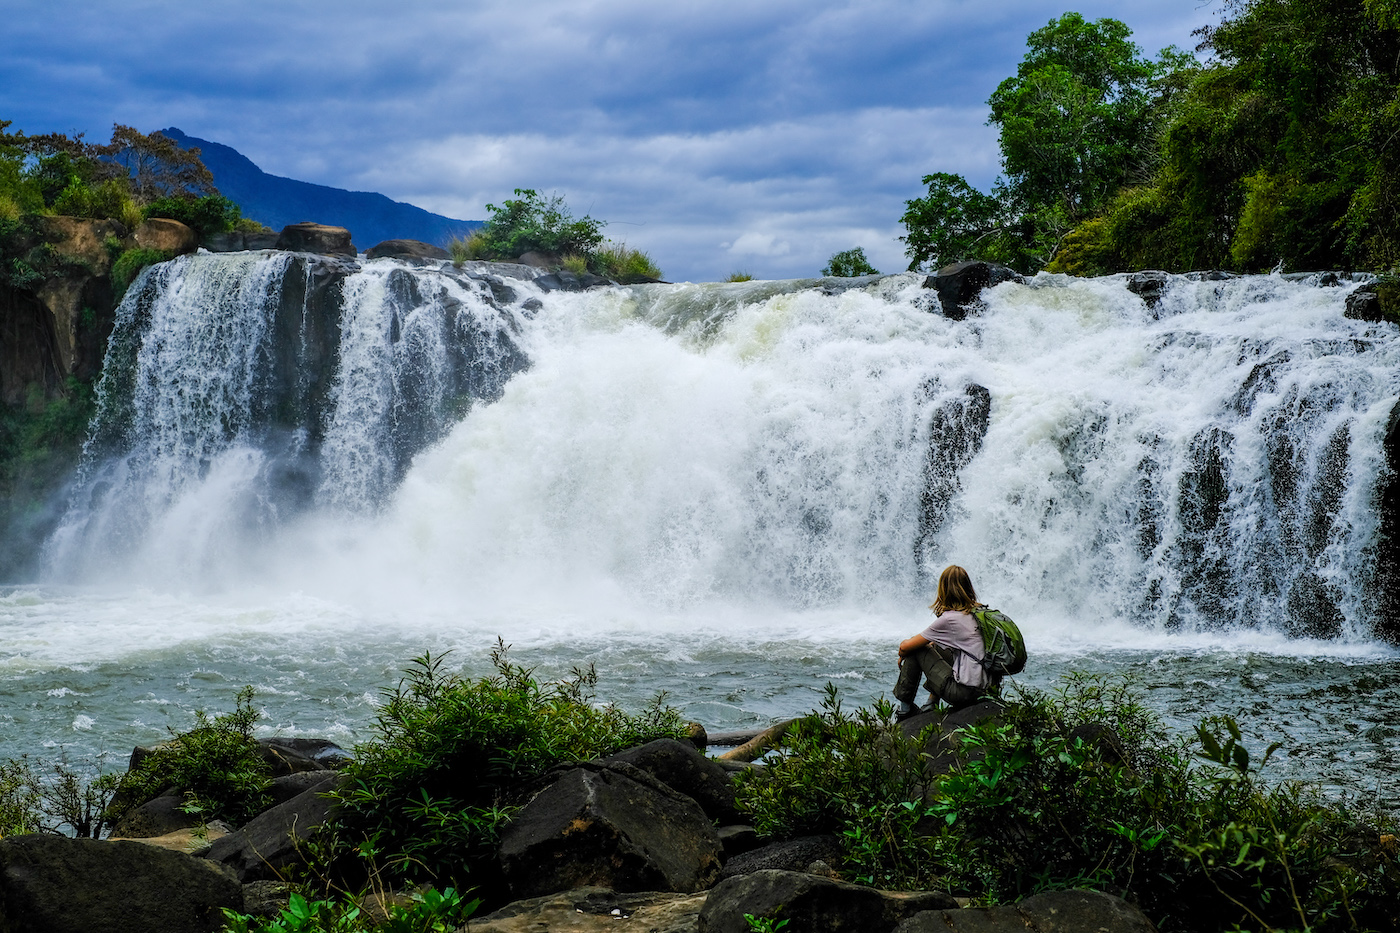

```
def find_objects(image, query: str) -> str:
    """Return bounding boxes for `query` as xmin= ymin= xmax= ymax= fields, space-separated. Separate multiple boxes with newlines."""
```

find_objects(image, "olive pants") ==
xmin=894 ymin=642 xmax=983 ymax=710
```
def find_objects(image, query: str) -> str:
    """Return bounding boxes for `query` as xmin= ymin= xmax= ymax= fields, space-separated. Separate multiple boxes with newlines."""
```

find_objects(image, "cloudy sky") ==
xmin=4 ymin=1 xmax=1216 ymax=282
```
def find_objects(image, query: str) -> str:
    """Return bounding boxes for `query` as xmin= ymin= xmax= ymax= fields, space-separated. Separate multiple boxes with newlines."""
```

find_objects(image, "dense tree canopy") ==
xmin=905 ymin=1 xmax=1400 ymax=275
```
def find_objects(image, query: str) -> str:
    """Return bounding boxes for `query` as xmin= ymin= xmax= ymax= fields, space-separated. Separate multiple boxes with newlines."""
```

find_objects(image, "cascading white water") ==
xmin=11 ymin=259 xmax=1400 ymax=801
xmin=44 ymin=261 xmax=1400 ymax=638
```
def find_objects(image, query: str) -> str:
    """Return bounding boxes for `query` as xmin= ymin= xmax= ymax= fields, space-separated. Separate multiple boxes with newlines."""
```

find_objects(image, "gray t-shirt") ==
xmin=919 ymin=609 xmax=988 ymax=688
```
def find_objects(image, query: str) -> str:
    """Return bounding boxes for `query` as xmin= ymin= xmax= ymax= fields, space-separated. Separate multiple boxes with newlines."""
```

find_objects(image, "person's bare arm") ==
xmin=897 ymin=633 xmax=930 ymax=668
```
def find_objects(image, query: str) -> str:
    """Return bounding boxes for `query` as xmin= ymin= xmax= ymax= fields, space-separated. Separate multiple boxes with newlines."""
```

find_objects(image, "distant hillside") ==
xmin=160 ymin=128 xmax=480 ymax=248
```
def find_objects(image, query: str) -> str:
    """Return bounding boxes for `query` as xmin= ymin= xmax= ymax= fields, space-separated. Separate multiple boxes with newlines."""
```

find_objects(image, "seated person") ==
xmin=894 ymin=564 xmax=997 ymax=720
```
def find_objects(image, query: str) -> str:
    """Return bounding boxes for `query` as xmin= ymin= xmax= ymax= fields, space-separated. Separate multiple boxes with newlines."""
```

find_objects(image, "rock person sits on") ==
xmin=894 ymin=564 xmax=998 ymax=721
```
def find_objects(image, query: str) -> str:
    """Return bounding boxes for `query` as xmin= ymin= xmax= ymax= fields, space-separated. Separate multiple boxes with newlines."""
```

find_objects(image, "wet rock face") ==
xmin=498 ymin=765 xmax=723 ymax=899
xmin=916 ymin=383 xmax=992 ymax=564
xmin=133 ymin=218 xmax=198 ymax=254
xmin=1374 ymin=399 xmax=1400 ymax=644
xmin=922 ymin=261 xmax=1023 ymax=320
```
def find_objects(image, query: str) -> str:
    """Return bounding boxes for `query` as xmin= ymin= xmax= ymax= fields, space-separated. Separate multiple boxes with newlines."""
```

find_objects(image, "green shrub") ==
xmin=0 ymin=757 xmax=43 ymax=837
xmin=560 ymin=253 xmax=588 ymax=275
xmin=590 ymin=240 xmax=662 ymax=283
xmin=234 ymin=216 xmax=275 ymax=234
xmin=142 ymin=194 xmax=244 ymax=240
xmin=51 ymin=178 xmax=141 ymax=228
xmin=735 ymin=685 xmax=940 ymax=889
xmin=111 ymin=247 xmax=174 ymax=299
xmin=221 ymin=886 xmax=479 ymax=933
xmin=322 ymin=644 xmax=688 ymax=890
xmin=735 ymin=675 xmax=1398 ymax=931
xmin=113 ymin=686 xmax=272 ymax=827
xmin=472 ymin=189 xmax=604 ymax=261
xmin=821 ymin=247 xmax=879 ymax=277
xmin=448 ymin=231 xmax=489 ymax=264
xmin=725 ymin=271 xmax=755 ymax=282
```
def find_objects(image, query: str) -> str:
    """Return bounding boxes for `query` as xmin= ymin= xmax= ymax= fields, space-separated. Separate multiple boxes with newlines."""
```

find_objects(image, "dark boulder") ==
xmin=698 ymin=869 xmax=957 ymax=933
xmin=534 ymin=270 xmax=612 ymax=291
xmin=472 ymin=887 xmax=707 ymax=933
xmin=366 ymin=239 xmax=450 ymax=262
xmin=268 ymin=770 xmax=340 ymax=806
xmin=203 ymin=231 xmax=280 ymax=251
xmin=917 ymin=383 xmax=992 ymax=559
xmin=275 ymin=222 xmax=356 ymax=256
xmin=205 ymin=774 xmax=346 ymax=882
xmin=1374 ymin=399 xmax=1400 ymax=645
xmin=499 ymin=764 xmax=722 ymax=899
xmin=1345 ymin=286 xmax=1400 ymax=326
xmin=718 ymin=835 xmax=842 ymax=880
xmin=898 ymin=699 xmax=1004 ymax=780
xmin=717 ymin=824 xmax=759 ymax=858
xmin=0 ymin=834 xmax=242 ymax=933
xmin=922 ymin=261 xmax=1023 ymax=320
xmin=602 ymin=738 xmax=740 ymax=823
xmin=240 ymin=880 xmax=293 ymax=919
xmin=260 ymin=736 xmax=351 ymax=768
xmin=894 ymin=889 xmax=1157 ymax=932
xmin=1126 ymin=270 xmax=1170 ymax=311
xmin=109 ymin=793 xmax=201 ymax=839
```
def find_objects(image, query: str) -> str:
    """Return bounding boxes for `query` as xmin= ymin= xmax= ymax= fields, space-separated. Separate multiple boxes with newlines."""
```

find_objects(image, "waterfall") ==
xmin=41 ymin=258 xmax=1400 ymax=641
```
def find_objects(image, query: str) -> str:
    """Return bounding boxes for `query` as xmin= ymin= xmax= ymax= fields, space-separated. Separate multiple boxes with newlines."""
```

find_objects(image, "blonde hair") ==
xmin=930 ymin=564 xmax=979 ymax=615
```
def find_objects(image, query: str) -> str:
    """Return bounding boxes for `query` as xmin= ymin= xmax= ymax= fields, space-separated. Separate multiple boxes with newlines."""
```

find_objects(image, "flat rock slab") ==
xmin=699 ymin=869 xmax=957 ymax=933
xmin=473 ymin=887 xmax=706 ymax=933
xmin=894 ymin=889 xmax=1157 ymax=933
xmin=603 ymin=738 xmax=740 ymax=823
xmin=206 ymin=773 xmax=345 ymax=882
xmin=0 ymin=834 xmax=242 ymax=933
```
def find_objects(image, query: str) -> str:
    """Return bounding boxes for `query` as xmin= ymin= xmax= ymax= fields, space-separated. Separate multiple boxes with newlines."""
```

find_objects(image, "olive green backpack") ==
xmin=972 ymin=608 xmax=1027 ymax=676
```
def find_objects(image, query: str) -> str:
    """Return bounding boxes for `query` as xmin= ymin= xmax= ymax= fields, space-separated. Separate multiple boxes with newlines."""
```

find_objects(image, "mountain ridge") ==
xmin=160 ymin=127 xmax=480 ymax=248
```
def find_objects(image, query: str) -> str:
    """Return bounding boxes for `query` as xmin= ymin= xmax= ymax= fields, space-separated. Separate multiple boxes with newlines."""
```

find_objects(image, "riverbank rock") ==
xmin=133 ymin=218 xmax=198 ymax=254
xmin=923 ymin=261 xmax=1023 ymax=320
xmin=602 ymin=738 xmax=740 ymax=823
xmin=534 ymin=269 xmax=611 ymax=291
xmin=205 ymin=773 xmax=345 ymax=882
xmin=499 ymin=764 xmax=723 ymax=899
xmin=0 ymin=834 xmax=242 ymax=933
xmin=718 ymin=835 xmax=843 ymax=881
xmin=698 ymin=869 xmax=957 ymax=933
xmin=109 ymin=793 xmax=202 ymax=839
xmin=365 ymin=239 xmax=450 ymax=261
xmin=1374 ymin=398 xmax=1400 ymax=644
xmin=894 ymin=889 xmax=1157 ymax=933
xmin=275 ymin=222 xmax=355 ymax=256
xmin=473 ymin=887 xmax=707 ymax=933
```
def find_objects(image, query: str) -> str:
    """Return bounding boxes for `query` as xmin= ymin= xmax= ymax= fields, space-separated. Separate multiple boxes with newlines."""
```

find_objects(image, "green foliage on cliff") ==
xmin=449 ymin=189 xmax=662 ymax=282
xmin=320 ymin=645 xmax=688 ymax=891
xmin=112 ymin=247 xmax=175 ymax=299
xmin=908 ymin=1 xmax=1400 ymax=274
xmin=142 ymin=194 xmax=244 ymax=239
xmin=736 ymin=676 xmax=1399 ymax=932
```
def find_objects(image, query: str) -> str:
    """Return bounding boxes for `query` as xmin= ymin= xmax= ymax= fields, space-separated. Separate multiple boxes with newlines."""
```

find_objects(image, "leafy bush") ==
xmin=142 ymin=194 xmax=244 ymax=240
xmin=0 ymin=756 xmax=121 ymax=839
xmin=51 ymin=178 xmax=141 ymax=229
xmin=111 ymin=247 xmax=174 ymax=299
xmin=725 ymin=271 xmax=755 ymax=282
xmin=736 ymin=675 xmax=1399 ymax=932
xmin=0 ymin=757 xmax=43 ymax=837
xmin=321 ymin=644 xmax=688 ymax=891
xmin=590 ymin=240 xmax=662 ymax=282
xmin=113 ymin=686 xmax=272 ymax=827
xmin=735 ymin=685 xmax=940 ymax=889
xmin=821 ymin=247 xmax=879 ymax=277
xmin=221 ymin=886 xmax=479 ymax=933
xmin=473 ymin=188 xmax=605 ymax=260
